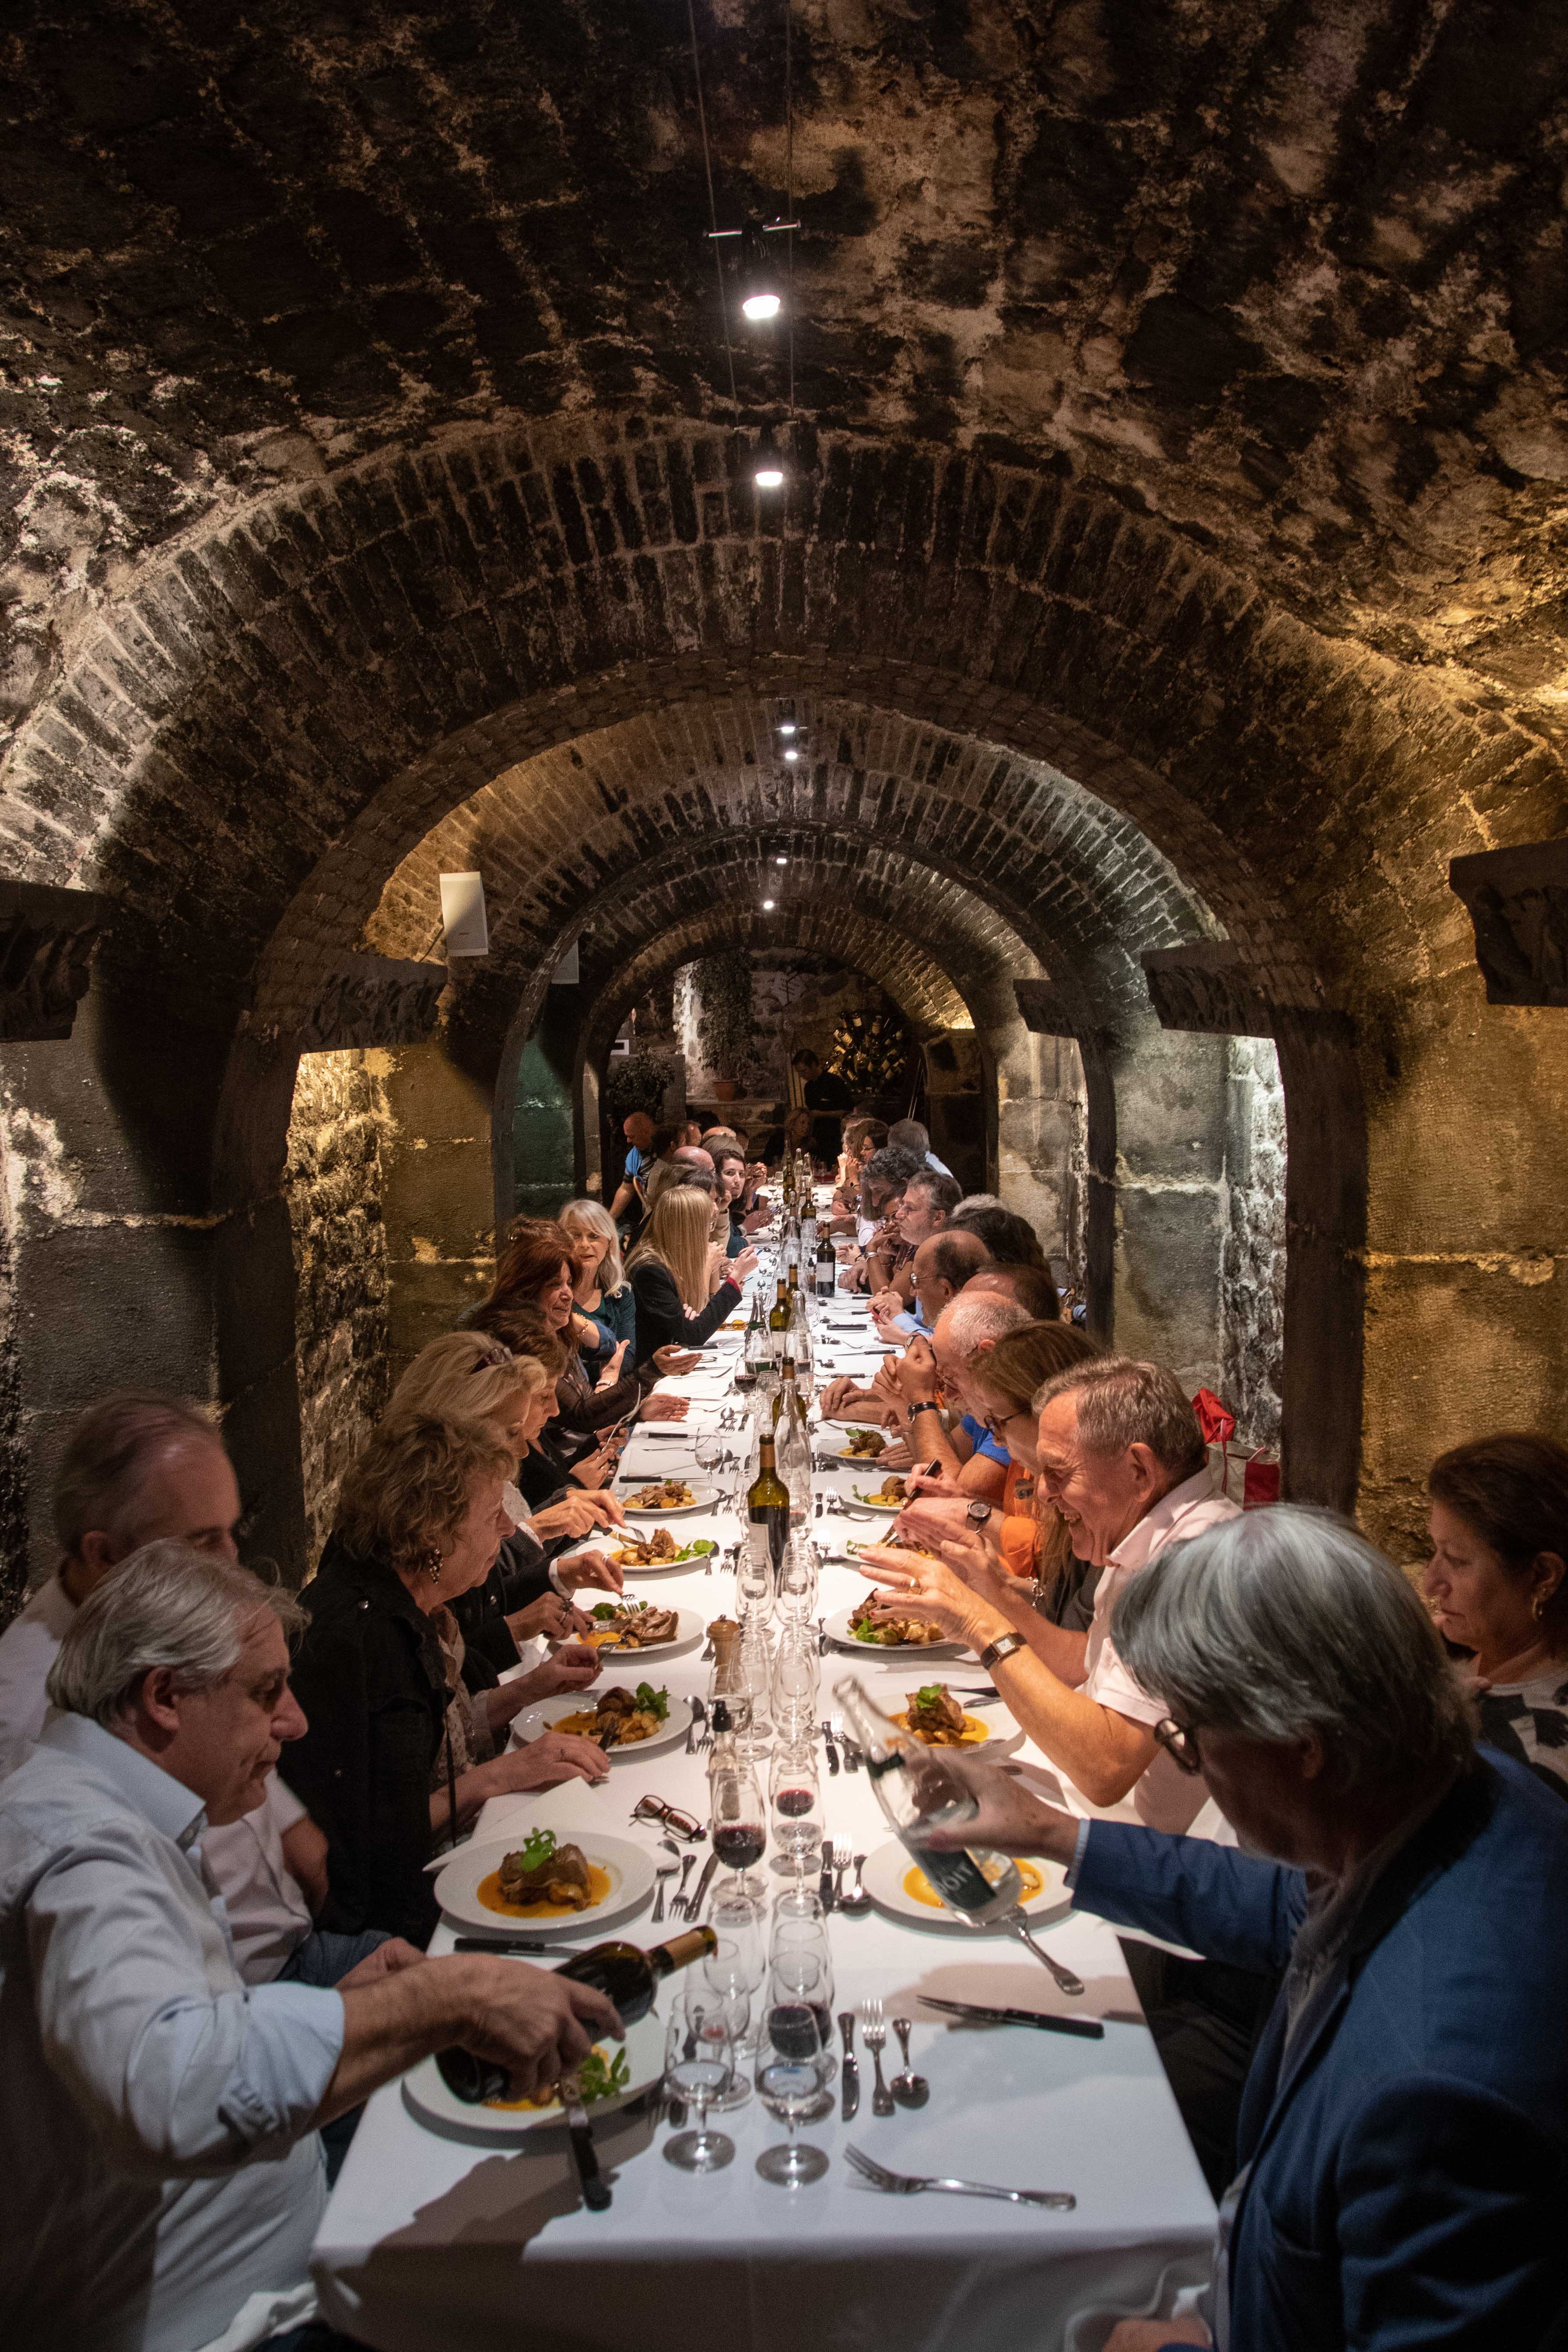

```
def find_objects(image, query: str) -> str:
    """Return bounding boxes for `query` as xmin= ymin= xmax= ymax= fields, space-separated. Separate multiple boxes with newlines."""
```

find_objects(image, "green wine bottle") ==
xmin=747 ymin=1432 xmax=790 ymax=1586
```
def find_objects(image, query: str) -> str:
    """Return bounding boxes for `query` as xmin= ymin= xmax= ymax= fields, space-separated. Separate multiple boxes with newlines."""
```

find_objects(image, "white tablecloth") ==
xmin=311 ymin=1276 xmax=1216 ymax=2352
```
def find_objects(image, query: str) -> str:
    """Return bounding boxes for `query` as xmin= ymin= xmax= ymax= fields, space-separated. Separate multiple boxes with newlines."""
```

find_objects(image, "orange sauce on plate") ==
xmin=902 ymin=1859 xmax=1045 ymax=1910
xmin=890 ymin=1709 xmax=990 ymax=1746
xmin=475 ymin=1862 xmax=613 ymax=1920
xmin=482 ymin=2043 xmax=614 ymax=2112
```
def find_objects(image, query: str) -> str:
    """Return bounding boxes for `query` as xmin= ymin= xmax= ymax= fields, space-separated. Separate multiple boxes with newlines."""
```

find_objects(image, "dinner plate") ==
xmin=402 ymin=2009 xmax=667 ymax=2143
xmin=510 ymin=1691 xmax=691 ymax=1761
xmin=858 ymin=1838 xmax=1071 ymax=1933
xmin=435 ymin=1830 xmax=657 ymax=1933
xmin=823 ymin=1602 xmax=970 ymax=1659
xmin=603 ymin=1536 xmax=718 ymax=1578
xmin=580 ymin=1603 xmax=705 ymax=1658
xmin=828 ymin=1437 xmax=895 ymax=1465
xmin=846 ymin=1484 xmax=907 ymax=1513
xmin=620 ymin=1480 xmax=720 ymax=1517
xmin=885 ymin=1698 xmax=993 ymax=1751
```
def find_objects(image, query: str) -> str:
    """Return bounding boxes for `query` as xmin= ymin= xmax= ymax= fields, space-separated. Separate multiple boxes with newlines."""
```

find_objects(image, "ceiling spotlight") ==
xmin=753 ymin=422 xmax=785 ymax=492
xmin=782 ymin=747 xmax=799 ymax=762
xmin=762 ymin=898 xmax=777 ymax=910
xmin=742 ymin=290 xmax=781 ymax=322
xmin=776 ymin=722 xmax=798 ymax=736
xmin=775 ymin=856 xmax=788 ymax=865
xmin=738 ymin=220 xmax=792 ymax=323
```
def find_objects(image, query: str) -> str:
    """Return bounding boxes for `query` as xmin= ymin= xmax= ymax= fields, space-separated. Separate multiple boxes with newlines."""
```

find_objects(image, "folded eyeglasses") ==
xmin=630 ymin=1794 xmax=706 ymax=1841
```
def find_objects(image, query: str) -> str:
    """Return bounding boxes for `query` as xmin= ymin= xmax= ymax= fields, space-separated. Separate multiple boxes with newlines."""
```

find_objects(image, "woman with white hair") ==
xmin=559 ymin=1195 xmax=638 ymax=1360
xmin=923 ymin=1505 xmax=1568 ymax=2352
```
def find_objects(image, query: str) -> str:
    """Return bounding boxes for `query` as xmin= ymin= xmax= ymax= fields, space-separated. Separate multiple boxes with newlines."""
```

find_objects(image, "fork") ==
xmin=859 ymin=1997 xmax=895 ymax=2117
xmin=845 ymin=2144 xmax=1075 ymax=2210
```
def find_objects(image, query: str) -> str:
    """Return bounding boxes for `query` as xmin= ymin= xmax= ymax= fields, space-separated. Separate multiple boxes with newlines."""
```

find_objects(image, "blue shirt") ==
xmin=0 ymin=1713 xmax=343 ymax=2350
xmin=960 ymin=1410 xmax=1010 ymax=1466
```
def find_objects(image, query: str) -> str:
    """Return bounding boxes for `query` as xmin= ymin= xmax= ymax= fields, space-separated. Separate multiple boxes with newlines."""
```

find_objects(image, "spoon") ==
xmin=837 ymin=1852 xmax=871 ymax=1915
xmin=890 ymin=2015 xmax=930 ymax=2108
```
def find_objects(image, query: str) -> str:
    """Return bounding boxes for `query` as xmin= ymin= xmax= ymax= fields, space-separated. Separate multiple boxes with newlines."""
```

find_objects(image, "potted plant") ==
xmin=697 ymin=950 xmax=754 ymax=1102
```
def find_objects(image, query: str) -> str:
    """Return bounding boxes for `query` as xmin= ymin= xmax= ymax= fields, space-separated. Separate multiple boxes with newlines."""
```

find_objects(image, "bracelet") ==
xmin=978 ymin=1630 xmax=1029 ymax=1673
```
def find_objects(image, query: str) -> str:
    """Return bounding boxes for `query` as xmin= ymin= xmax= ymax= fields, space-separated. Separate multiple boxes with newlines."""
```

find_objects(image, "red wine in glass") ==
xmin=713 ymin=1823 xmax=766 ymax=1871
xmin=775 ymin=1788 xmax=815 ymax=1818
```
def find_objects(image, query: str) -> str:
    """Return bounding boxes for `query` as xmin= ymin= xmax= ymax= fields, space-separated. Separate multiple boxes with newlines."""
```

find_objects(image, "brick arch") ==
xmin=4 ymin=410 xmax=1552 ymax=1041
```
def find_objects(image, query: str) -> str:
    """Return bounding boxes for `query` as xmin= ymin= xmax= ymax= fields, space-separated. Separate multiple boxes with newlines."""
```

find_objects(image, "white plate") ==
xmin=602 ymin=1535 xmax=719 ymax=1579
xmin=829 ymin=1437 xmax=896 ymax=1465
xmin=434 ymin=1830 xmax=657 ymax=1933
xmin=823 ymin=1602 xmax=970 ymax=1659
xmin=844 ymin=1483 xmax=907 ymax=1513
xmin=403 ymin=2010 xmax=667 ymax=2143
xmin=511 ymin=1690 xmax=690 ymax=1761
xmin=580 ymin=1603 xmax=705 ymax=1658
xmin=859 ymin=1838 xmax=1071 ymax=1933
xmin=619 ymin=1480 xmax=720 ymax=1518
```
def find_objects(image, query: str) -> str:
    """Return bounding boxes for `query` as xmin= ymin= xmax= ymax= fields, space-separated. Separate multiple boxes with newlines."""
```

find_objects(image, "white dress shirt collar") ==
xmin=38 ymin=1711 xmax=208 ymax=1851
xmin=1107 ymin=1464 xmax=1223 ymax=1574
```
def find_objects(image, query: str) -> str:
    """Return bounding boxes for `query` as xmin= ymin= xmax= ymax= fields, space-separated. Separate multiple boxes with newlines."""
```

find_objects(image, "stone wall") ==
xmin=997 ymin=1028 xmax=1089 ymax=1294
xmin=284 ymin=1049 xmax=392 ymax=1573
xmin=674 ymin=951 xmax=907 ymax=1103
xmin=0 ymin=1120 xmax=24 ymax=1618
xmin=1221 ymin=1039 xmax=1288 ymax=1447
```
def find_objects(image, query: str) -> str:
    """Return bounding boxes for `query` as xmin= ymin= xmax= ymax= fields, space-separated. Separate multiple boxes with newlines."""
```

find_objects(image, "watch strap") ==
xmin=906 ymin=1398 xmax=940 ymax=1421
xmin=978 ymin=1631 xmax=1028 ymax=1673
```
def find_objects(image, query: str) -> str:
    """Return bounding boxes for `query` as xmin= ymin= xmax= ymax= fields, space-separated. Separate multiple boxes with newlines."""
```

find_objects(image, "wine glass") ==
xmin=703 ymin=1892 xmax=766 ymax=2069
xmin=710 ymin=1752 xmax=768 ymax=1899
xmin=768 ymin=1739 xmax=823 ymax=1876
xmin=695 ymin=1430 xmax=724 ymax=1492
xmin=770 ymin=1633 xmax=818 ymax=1745
xmin=777 ymin=1536 xmax=818 ymax=1627
xmin=738 ymin=1622 xmax=775 ymax=1756
xmin=755 ymin=1961 xmax=831 ymax=2185
xmin=706 ymin=1660 xmax=753 ymax=1748
xmin=662 ymin=1992 xmax=738 ymax=2172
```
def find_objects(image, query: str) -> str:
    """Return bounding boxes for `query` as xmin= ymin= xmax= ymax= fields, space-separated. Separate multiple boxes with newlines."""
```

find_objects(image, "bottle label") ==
xmin=906 ymin=1842 xmax=1002 ymax=1915
xmin=749 ymin=1505 xmax=788 ymax=1581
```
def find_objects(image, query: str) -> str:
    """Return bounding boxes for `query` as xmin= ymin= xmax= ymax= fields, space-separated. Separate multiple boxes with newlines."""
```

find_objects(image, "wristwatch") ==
xmin=906 ymin=1398 xmax=940 ymax=1421
xmin=978 ymin=1630 xmax=1028 ymax=1673
xmin=966 ymin=1501 xmax=992 ymax=1527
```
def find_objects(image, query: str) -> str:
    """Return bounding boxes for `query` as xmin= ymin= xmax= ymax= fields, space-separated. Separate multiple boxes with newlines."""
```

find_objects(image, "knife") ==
xmin=818 ymin=1836 xmax=836 ymax=1913
xmin=838 ymin=2011 xmax=860 ymax=2120
xmin=453 ymin=1937 xmax=593 ymax=1955
xmin=559 ymin=2072 xmax=612 ymax=2209
xmin=919 ymin=1996 xmax=1105 ymax=2041
xmin=821 ymin=1719 xmax=841 ymax=1775
xmin=685 ymin=1848 xmax=720 ymax=1920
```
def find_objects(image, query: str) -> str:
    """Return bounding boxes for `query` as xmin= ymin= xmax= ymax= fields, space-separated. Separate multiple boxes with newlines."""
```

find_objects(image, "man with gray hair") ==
xmin=926 ymin=1507 xmax=1568 ymax=2352
xmin=0 ymin=1391 xmax=363 ymax=1992
xmin=0 ymin=1543 xmax=621 ymax=2352
xmin=887 ymin=1114 xmax=952 ymax=1176
xmin=881 ymin=1291 xmax=1029 ymax=1499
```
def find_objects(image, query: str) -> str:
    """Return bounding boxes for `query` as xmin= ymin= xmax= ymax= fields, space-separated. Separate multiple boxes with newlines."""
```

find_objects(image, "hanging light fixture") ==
xmin=753 ymin=423 xmax=785 ymax=491
xmin=762 ymin=898 xmax=777 ymax=910
xmin=739 ymin=223 xmax=784 ymax=321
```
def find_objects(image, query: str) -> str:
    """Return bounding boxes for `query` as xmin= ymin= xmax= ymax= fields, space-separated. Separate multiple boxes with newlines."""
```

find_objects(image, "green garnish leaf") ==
xmin=577 ymin=2044 xmax=631 ymax=2104
xmin=635 ymin=1682 xmax=670 ymax=1720
xmin=591 ymin=1603 xmax=617 ymax=1620
xmin=674 ymin=1538 xmax=717 ymax=1561
xmin=517 ymin=1827 xmax=557 ymax=1873
xmin=915 ymin=1685 xmax=944 ymax=1709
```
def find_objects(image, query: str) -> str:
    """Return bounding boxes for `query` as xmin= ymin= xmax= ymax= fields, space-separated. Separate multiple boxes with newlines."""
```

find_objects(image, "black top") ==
xmin=280 ymin=1536 xmax=457 ymax=1947
xmin=628 ymin=1259 xmax=741 ymax=1365
xmin=804 ymin=1068 xmax=854 ymax=1163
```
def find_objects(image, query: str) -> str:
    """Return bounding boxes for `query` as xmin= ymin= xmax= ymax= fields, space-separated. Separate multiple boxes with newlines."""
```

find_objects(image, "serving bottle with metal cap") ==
xmin=834 ymin=1676 xmax=1024 ymax=1924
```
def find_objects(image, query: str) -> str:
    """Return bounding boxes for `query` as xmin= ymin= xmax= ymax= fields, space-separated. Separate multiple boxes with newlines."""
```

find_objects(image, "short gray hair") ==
xmin=1035 ymin=1355 xmax=1206 ymax=1482
xmin=53 ymin=1391 xmax=223 ymax=1557
xmin=46 ymin=1542 xmax=304 ymax=1728
xmin=940 ymin=1293 xmax=1029 ymax=1359
xmin=1112 ymin=1506 xmax=1476 ymax=1790
xmin=887 ymin=1118 xmax=929 ymax=1155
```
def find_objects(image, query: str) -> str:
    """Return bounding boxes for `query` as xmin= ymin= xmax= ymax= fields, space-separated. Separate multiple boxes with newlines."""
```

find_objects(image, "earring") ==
xmin=1533 ymin=1591 xmax=1550 ymax=1622
xmin=424 ymin=1548 xmax=444 ymax=1584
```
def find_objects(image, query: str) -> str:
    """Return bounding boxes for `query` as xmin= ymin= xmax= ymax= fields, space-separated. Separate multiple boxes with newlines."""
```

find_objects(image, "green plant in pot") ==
xmin=696 ymin=950 xmax=754 ymax=1102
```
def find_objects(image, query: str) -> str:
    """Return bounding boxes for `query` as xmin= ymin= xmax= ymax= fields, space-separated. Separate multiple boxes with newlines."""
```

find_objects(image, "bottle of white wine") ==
xmin=775 ymin=1365 xmax=812 ymax=1526
xmin=834 ymin=1675 xmax=1025 ymax=1924
xmin=768 ymin=1276 xmax=791 ymax=1348
xmin=747 ymin=1432 xmax=790 ymax=1585
xmin=436 ymin=1926 xmax=718 ymax=2102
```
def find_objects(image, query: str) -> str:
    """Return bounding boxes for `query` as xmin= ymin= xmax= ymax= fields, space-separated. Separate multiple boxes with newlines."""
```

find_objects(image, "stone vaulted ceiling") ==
xmin=5 ymin=0 xmax=1568 ymax=774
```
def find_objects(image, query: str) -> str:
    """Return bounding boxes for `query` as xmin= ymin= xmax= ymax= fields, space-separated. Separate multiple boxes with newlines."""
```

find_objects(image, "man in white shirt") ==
xmin=0 ymin=1541 xmax=618 ymax=2352
xmin=0 ymin=1391 xmax=349 ymax=1987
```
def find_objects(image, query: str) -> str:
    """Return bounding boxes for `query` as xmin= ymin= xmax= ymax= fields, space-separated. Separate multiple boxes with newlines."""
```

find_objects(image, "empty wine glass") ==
xmin=703 ymin=1894 xmax=766 ymax=2070
xmin=755 ymin=1961 xmax=831 ymax=2186
xmin=663 ymin=1992 xmax=738 ymax=2172
xmin=777 ymin=1533 xmax=818 ymax=1624
xmin=710 ymin=1752 xmax=768 ymax=1899
xmin=695 ymin=1429 xmax=724 ymax=1489
xmin=771 ymin=1625 xmax=819 ymax=1742
xmin=768 ymin=1739 xmax=823 ymax=1876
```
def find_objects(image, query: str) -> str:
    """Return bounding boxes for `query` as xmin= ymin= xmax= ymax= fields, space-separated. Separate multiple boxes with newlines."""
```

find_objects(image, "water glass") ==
xmin=777 ymin=1534 xmax=818 ymax=1623
xmin=768 ymin=1739 xmax=824 ymax=1874
xmin=663 ymin=1992 xmax=738 ymax=2172
xmin=771 ymin=1627 xmax=819 ymax=1741
xmin=755 ymin=1961 xmax=831 ymax=2186
xmin=695 ymin=1430 xmax=724 ymax=1484
xmin=703 ymin=1894 xmax=766 ymax=2068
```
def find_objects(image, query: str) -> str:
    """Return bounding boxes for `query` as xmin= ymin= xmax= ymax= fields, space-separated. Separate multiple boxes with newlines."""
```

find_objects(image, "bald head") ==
xmin=931 ymin=1291 xmax=1028 ymax=1413
xmin=968 ymin=1262 xmax=1061 ymax=1321
xmin=673 ymin=1146 xmax=714 ymax=1174
xmin=910 ymin=1227 xmax=989 ymax=1332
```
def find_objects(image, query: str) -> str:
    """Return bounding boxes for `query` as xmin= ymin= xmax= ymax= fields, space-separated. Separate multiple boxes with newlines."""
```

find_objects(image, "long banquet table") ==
xmin=312 ymin=1252 xmax=1216 ymax=2352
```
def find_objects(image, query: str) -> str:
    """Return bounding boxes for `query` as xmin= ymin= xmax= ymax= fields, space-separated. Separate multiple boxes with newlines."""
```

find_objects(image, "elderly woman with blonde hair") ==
xmin=283 ymin=1409 xmax=611 ymax=1946
xmin=389 ymin=1332 xmax=631 ymax=1672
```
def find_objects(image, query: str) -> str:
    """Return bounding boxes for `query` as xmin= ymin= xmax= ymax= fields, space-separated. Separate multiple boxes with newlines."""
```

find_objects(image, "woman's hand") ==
xmin=819 ymin=1375 xmax=877 ymax=1420
xmin=730 ymin=1246 xmax=759 ymax=1284
xmin=639 ymin=1391 xmax=692 ymax=1420
xmin=519 ymin=1646 xmax=603 ymax=1701
xmin=743 ymin=1204 xmax=772 ymax=1233
xmin=532 ymin=1490 xmax=627 ymax=1542
xmin=653 ymin=1344 xmax=702 ymax=1376
xmin=570 ymin=1309 xmax=603 ymax=1349
xmin=489 ymin=1730 xmax=612 ymax=1794
xmin=553 ymin=1549 xmax=625 ymax=1596
xmin=568 ymin=1441 xmax=617 ymax=1490
xmin=507 ymin=1591 xmax=595 ymax=1643
xmin=593 ymin=1338 xmax=629 ymax=1391
xmin=917 ymin=1749 xmax=1082 ymax=1866
xmin=855 ymin=1542 xmax=1004 ymax=1650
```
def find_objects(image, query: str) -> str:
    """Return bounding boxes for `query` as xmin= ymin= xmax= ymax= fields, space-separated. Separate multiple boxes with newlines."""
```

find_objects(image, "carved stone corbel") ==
xmin=0 ymin=880 xmax=107 ymax=1042
xmin=1448 ymin=840 xmax=1568 ymax=1006
xmin=1013 ymin=979 xmax=1075 ymax=1036
xmin=1141 ymin=942 xmax=1273 ymax=1037
xmin=298 ymin=955 xmax=448 ymax=1052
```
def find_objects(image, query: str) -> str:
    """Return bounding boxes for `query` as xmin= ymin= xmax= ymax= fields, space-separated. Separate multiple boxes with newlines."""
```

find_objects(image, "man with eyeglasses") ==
xmin=925 ymin=1507 xmax=1568 ymax=2352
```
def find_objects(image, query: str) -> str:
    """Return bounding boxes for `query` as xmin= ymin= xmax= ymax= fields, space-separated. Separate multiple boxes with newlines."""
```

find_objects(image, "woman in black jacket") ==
xmin=625 ymin=1186 xmax=757 ymax=1366
xmin=280 ymin=1412 xmax=610 ymax=1945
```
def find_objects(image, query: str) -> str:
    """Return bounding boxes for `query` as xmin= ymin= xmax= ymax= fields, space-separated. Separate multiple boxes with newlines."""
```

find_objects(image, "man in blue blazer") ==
xmin=928 ymin=1505 xmax=1568 ymax=2352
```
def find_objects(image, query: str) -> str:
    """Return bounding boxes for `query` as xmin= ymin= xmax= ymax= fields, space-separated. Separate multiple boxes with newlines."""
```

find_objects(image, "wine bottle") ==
xmin=436 ymin=1926 xmax=718 ymax=2103
xmin=775 ymin=1366 xmax=812 ymax=1526
xmin=834 ymin=1674 xmax=1024 ymax=1925
xmin=814 ymin=1229 xmax=837 ymax=1298
xmin=742 ymin=1289 xmax=767 ymax=1383
xmin=747 ymin=1431 xmax=790 ymax=1584
xmin=768 ymin=1277 xmax=791 ymax=1340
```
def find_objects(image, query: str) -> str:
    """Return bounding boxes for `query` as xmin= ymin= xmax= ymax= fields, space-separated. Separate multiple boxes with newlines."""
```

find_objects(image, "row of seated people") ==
xmin=2 ymin=1178 xmax=1566 ymax=2348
